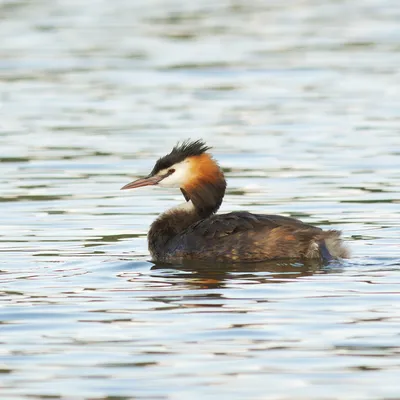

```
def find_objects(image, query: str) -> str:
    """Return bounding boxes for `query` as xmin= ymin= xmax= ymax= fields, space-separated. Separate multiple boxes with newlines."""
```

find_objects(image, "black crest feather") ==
xmin=151 ymin=139 xmax=211 ymax=175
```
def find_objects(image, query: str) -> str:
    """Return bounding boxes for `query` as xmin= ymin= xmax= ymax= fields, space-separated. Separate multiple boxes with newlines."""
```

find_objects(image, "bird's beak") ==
xmin=121 ymin=175 xmax=163 ymax=190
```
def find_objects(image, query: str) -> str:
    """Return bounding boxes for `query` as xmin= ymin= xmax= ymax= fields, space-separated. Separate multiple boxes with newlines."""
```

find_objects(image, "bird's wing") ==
xmin=185 ymin=211 xmax=321 ymax=240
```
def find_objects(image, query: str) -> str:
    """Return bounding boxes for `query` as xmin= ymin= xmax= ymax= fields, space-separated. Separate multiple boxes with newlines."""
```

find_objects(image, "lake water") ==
xmin=1 ymin=0 xmax=400 ymax=399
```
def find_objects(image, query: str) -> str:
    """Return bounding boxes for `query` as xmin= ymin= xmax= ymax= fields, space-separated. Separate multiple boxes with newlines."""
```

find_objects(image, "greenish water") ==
xmin=1 ymin=1 xmax=399 ymax=399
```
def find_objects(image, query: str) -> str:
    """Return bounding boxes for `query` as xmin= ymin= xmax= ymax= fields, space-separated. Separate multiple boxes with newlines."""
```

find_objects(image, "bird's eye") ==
xmin=168 ymin=169 xmax=175 ymax=174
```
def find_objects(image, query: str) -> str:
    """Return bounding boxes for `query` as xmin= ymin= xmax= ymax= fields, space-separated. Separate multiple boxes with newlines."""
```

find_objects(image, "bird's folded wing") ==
xmin=186 ymin=211 xmax=320 ymax=240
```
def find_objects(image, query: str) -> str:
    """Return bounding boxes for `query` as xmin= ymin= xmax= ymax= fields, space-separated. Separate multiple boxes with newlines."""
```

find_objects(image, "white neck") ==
xmin=165 ymin=200 xmax=196 ymax=214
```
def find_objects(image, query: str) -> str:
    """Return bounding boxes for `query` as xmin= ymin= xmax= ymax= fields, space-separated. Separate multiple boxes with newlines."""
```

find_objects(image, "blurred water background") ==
xmin=1 ymin=0 xmax=400 ymax=399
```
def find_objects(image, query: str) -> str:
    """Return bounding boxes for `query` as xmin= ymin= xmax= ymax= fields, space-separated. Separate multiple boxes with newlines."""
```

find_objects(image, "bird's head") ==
xmin=121 ymin=139 xmax=226 ymax=216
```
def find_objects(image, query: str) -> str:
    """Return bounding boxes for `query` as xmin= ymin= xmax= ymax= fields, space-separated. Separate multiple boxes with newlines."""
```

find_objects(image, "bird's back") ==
xmin=162 ymin=211 xmax=349 ymax=263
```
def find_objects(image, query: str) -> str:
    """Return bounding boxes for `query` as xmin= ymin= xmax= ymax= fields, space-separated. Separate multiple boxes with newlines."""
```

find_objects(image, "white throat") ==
xmin=166 ymin=200 xmax=195 ymax=214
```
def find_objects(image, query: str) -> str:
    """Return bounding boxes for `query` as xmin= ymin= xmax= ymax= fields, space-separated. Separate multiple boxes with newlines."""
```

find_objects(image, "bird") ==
xmin=121 ymin=140 xmax=349 ymax=264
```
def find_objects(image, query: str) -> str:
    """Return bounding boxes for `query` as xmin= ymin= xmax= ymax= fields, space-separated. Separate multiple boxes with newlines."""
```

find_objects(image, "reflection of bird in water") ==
xmin=122 ymin=140 xmax=349 ymax=264
xmin=150 ymin=259 xmax=337 ymax=289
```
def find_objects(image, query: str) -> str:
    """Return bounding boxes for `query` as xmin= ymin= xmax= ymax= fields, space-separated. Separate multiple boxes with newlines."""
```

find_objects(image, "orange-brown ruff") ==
xmin=121 ymin=140 xmax=350 ymax=263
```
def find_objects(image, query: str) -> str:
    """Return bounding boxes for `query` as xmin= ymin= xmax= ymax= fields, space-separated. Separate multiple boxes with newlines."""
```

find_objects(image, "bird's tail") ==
xmin=306 ymin=230 xmax=350 ymax=261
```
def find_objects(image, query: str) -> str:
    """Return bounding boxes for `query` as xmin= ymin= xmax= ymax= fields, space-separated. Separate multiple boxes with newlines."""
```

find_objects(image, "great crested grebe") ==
xmin=121 ymin=140 xmax=349 ymax=263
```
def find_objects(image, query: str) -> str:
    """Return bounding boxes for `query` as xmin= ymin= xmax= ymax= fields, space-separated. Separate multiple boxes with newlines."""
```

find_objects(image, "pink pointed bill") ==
xmin=121 ymin=175 xmax=163 ymax=190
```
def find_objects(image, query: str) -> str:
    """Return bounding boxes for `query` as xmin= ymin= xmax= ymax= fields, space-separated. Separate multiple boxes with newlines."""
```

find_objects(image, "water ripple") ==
xmin=0 ymin=0 xmax=399 ymax=399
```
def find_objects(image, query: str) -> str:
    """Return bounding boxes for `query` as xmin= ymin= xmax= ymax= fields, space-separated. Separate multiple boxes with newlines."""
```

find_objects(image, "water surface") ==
xmin=1 ymin=0 xmax=400 ymax=399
